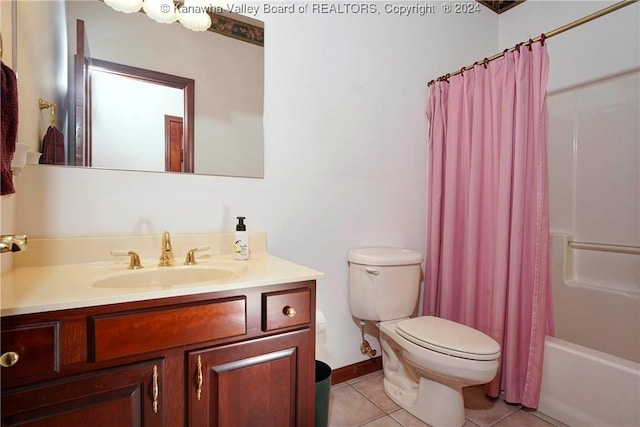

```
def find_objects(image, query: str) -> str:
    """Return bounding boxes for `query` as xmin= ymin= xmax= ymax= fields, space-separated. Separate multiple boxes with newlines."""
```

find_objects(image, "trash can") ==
xmin=315 ymin=360 xmax=332 ymax=427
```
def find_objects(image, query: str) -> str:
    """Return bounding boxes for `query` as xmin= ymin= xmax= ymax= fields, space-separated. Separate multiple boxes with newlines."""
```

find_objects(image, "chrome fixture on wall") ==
xmin=0 ymin=235 xmax=28 ymax=253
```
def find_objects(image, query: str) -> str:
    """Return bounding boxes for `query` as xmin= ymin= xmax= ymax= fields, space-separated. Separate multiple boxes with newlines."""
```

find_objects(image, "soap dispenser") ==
xmin=234 ymin=216 xmax=249 ymax=260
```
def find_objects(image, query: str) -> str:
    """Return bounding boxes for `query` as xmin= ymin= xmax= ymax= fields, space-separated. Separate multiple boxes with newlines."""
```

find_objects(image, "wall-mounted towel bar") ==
xmin=568 ymin=240 xmax=640 ymax=255
xmin=38 ymin=98 xmax=56 ymax=126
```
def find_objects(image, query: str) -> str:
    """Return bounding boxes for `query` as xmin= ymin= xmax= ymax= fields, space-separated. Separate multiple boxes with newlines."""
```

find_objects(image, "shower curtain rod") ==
xmin=427 ymin=0 xmax=638 ymax=86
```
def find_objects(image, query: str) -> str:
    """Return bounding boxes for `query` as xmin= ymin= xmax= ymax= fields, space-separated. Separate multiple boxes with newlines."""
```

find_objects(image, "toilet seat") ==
xmin=396 ymin=316 xmax=500 ymax=361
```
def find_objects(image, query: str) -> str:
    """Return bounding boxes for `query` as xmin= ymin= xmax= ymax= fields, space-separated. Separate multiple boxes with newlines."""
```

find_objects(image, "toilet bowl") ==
xmin=378 ymin=317 xmax=499 ymax=427
xmin=348 ymin=247 xmax=500 ymax=427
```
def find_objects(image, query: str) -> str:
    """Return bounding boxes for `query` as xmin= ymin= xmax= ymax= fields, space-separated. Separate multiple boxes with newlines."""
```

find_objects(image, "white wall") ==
xmin=14 ymin=5 xmax=497 ymax=369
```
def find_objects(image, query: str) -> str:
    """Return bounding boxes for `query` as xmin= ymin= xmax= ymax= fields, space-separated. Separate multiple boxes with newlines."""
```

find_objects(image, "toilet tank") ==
xmin=348 ymin=247 xmax=423 ymax=321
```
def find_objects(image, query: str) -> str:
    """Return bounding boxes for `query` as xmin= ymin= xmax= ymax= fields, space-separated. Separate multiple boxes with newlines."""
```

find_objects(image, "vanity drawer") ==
xmin=1 ymin=322 xmax=60 ymax=381
xmin=262 ymin=289 xmax=311 ymax=332
xmin=90 ymin=297 xmax=246 ymax=362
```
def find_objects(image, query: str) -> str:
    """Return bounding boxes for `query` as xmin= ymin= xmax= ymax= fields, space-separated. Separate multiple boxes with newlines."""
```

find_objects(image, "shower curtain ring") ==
xmin=540 ymin=33 xmax=546 ymax=46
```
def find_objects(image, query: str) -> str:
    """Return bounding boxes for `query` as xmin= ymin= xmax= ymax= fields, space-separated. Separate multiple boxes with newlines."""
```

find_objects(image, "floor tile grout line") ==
xmin=335 ymin=380 xmax=564 ymax=427
xmin=357 ymin=412 xmax=402 ymax=427
xmin=486 ymin=407 xmax=523 ymax=427
xmin=526 ymin=410 xmax=564 ymax=427
xmin=352 ymin=380 xmax=507 ymax=427
xmin=348 ymin=382 xmax=425 ymax=427
xmin=348 ymin=383 xmax=397 ymax=418
xmin=388 ymin=408 xmax=436 ymax=427
xmin=347 ymin=371 xmax=385 ymax=387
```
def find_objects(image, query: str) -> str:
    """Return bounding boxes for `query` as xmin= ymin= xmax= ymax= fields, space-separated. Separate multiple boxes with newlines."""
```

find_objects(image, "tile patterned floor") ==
xmin=328 ymin=371 xmax=569 ymax=427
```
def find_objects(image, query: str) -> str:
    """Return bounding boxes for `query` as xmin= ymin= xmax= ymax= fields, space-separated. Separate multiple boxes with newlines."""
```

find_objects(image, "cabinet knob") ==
xmin=283 ymin=306 xmax=297 ymax=318
xmin=0 ymin=351 xmax=19 ymax=368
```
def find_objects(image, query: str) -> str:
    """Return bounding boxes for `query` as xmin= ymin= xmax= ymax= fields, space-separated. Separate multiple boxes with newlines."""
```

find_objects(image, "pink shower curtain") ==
xmin=424 ymin=41 xmax=554 ymax=408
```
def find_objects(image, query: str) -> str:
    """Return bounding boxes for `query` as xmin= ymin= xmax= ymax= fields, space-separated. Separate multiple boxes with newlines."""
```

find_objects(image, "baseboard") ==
xmin=331 ymin=356 xmax=382 ymax=385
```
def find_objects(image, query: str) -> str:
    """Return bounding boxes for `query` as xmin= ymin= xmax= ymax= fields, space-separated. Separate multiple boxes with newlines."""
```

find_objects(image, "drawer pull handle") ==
xmin=283 ymin=306 xmax=297 ymax=318
xmin=0 ymin=351 xmax=19 ymax=368
xmin=152 ymin=365 xmax=159 ymax=414
xmin=196 ymin=355 xmax=203 ymax=400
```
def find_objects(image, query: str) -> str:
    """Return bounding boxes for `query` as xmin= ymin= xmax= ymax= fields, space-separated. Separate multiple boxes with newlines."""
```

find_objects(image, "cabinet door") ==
xmin=188 ymin=329 xmax=313 ymax=427
xmin=1 ymin=359 xmax=165 ymax=427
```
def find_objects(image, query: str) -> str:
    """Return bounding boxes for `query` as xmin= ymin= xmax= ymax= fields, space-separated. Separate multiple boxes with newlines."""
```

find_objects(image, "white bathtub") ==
xmin=538 ymin=336 xmax=640 ymax=427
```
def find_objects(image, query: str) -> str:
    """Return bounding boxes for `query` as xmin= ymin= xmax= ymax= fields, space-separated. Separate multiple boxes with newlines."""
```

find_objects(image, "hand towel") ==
xmin=40 ymin=125 xmax=65 ymax=165
xmin=1 ymin=61 xmax=18 ymax=195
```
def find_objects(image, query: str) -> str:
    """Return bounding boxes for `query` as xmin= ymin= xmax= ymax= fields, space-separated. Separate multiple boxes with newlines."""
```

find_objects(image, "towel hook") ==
xmin=38 ymin=98 xmax=56 ymax=127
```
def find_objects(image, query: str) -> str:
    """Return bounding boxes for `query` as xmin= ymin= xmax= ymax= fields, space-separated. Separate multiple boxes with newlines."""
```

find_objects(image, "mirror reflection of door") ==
xmin=165 ymin=115 xmax=184 ymax=172
xmin=75 ymin=20 xmax=195 ymax=173
xmin=88 ymin=67 xmax=184 ymax=172
xmin=74 ymin=19 xmax=91 ymax=166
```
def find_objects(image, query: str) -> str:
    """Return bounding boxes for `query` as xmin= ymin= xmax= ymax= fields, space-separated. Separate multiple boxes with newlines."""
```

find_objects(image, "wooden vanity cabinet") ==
xmin=1 ymin=281 xmax=316 ymax=427
xmin=1 ymin=358 xmax=165 ymax=427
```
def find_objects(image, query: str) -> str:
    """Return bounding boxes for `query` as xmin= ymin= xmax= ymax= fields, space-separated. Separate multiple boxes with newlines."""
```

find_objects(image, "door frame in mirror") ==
xmin=78 ymin=57 xmax=196 ymax=172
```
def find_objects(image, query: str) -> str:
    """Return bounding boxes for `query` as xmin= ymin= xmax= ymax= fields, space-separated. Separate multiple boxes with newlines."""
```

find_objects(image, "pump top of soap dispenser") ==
xmin=236 ymin=216 xmax=246 ymax=231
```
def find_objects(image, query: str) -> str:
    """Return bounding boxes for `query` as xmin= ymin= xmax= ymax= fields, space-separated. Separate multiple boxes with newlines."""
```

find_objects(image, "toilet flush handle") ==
xmin=365 ymin=267 xmax=379 ymax=276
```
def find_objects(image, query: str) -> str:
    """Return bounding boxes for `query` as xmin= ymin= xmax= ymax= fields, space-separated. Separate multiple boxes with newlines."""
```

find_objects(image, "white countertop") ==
xmin=1 ymin=254 xmax=324 ymax=317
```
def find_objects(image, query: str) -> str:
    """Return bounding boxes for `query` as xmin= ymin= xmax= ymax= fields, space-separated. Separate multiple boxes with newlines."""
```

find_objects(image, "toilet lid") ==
xmin=348 ymin=247 xmax=422 ymax=266
xmin=396 ymin=317 xmax=501 ymax=361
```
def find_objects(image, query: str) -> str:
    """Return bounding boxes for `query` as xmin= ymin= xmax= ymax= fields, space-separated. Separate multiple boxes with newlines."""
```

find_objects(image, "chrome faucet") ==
xmin=158 ymin=231 xmax=173 ymax=266
xmin=0 ymin=235 xmax=28 ymax=253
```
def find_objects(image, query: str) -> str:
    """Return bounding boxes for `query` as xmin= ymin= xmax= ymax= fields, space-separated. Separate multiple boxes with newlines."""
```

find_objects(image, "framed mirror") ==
xmin=18 ymin=0 xmax=264 ymax=178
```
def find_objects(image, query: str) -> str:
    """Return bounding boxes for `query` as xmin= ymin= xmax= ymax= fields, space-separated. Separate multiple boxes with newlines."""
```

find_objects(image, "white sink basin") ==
xmin=93 ymin=267 xmax=236 ymax=289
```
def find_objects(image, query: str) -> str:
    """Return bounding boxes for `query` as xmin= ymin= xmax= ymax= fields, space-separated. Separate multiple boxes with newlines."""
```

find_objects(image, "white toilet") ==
xmin=348 ymin=247 xmax=501 ymax=427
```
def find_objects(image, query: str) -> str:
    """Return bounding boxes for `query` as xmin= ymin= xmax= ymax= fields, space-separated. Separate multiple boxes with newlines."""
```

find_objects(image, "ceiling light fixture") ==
xmin=104 ymin=0 xmax=144 ymax=14
xmin=104 ymin=0 xmax=214 ymax=32
xmin=142 ymin=0 xmax=178 ymax=24
xmin=177 ymin=0 xmax=212 ymax=32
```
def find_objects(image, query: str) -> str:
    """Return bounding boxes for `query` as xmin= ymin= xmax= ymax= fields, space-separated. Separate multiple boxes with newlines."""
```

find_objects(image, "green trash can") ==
xmin=315 ymin=360 xmax=332 ymax=427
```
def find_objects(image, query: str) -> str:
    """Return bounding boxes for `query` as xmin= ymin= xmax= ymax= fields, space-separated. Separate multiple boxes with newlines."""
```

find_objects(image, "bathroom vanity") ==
xmin=0 ymin=233 xmax=323 ymax=426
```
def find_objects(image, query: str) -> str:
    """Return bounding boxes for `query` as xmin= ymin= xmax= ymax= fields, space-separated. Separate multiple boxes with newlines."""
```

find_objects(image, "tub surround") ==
xmin=2 ymin=232 xmax=323 ymax=316
xmin=539 ymin=336 xmax=640 ymax=427
xmin=551 ymin=232 xmax=639 ymax=363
